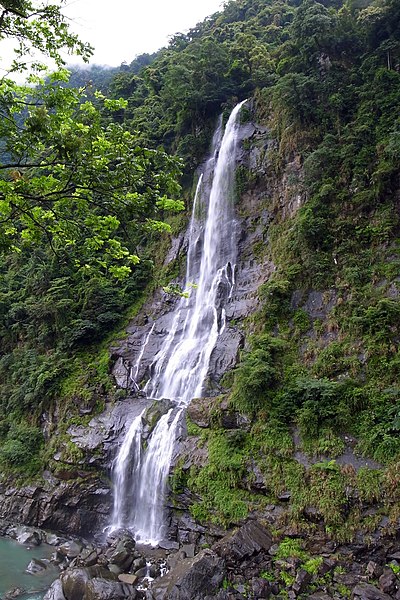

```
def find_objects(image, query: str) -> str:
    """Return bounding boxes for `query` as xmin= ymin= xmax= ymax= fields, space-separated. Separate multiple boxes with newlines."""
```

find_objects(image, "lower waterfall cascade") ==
xmin=110 ymin=100 xmax=247 ymax=545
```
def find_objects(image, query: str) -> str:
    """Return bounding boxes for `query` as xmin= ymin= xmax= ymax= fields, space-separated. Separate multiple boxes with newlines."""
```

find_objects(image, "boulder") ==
xmin=15 ymin=526 xmax=42 ymax=546
xmin=353 ymin=583 xmax=393 ymax=600
xmin=78 ymin=546 xmax=100 ymax=567
xmin=213 ymin=521 xmax=272 ymax=565
xmin=61 ymin=568 xmax=91 ymax=600
xmin=58 ymin=540 xmax=84 ymax=558
xmin=106 ymin=531 xmax=136 ymax=571
xmin=85 ymin=578 xmax=137 ymax=600
xmin=46 ymin=532 xmax=66 ymax=546
xmin=292 ymin=569 xmax=312 ymax=594
xmin=148 ymin=549 xmax=225 ymax=600
xmin=367 ymin=561 xmax=384 ymax=579
xmin=44 ymin=580 xmax=67 ymax=600
xmin=61 ymin=567 xmax=118 ymax=600
xmin=26 ymin=557 xmax=48 ymax=574
xmin=379 ymin=570 xmax=398 ymax=595
xmin=252 ymin=577 xmax=271 ymax=598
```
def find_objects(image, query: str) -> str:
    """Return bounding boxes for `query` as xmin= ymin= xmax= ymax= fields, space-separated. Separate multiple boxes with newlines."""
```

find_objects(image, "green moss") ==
xmin=275 ymin=537 xmax=308 ymax=561
xmin=357 ymin=468 xmax=384 ymax=503
xmin=187 ymin=429 xmax=254 ymax=525
xmin=303 ymin=557 xmax=323 ymax=575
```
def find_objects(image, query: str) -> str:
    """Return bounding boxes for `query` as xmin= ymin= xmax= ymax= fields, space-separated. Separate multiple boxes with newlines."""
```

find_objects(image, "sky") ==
xmin=62 ymin=0 xmax=224 ymax=67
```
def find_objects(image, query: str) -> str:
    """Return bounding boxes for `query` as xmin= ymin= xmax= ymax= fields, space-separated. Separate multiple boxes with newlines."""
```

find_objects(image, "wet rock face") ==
xmin=213 ymin=521 xmax=272 ymax=565
xmin=148 ymin=549 xmax=225 ymax=600
xmin=0 ymin=476 xmax=111 ymax=536
xmin=0 ymin=393 xmax=158 ymax=536
xmin=109 ymin=119 xmax=275 ymax=399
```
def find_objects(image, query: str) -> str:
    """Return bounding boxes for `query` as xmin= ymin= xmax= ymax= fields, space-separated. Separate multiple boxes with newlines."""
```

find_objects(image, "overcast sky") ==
xmin=63 ymin=0 xmax=224 ymax=67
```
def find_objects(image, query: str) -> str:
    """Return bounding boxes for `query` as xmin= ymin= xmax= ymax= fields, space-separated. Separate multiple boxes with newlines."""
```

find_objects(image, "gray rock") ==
xmin=252 ymin=577 xmax=271 ymax=598
xmin=158 ymin=540 xmax=179 ymax=551
xmin=16 ymin=526 xmax=42 ymax=546
xmin=44 ymin=580 xmax=67 ymax=600
xmin=61 ymin=568 xmax=91 ymax=600
xmin=213 ymin=521 xmax=272 ymax=565
xmin=85 ymin=578 xmax=137 ymax=599
xmin=132 ymin=557 xmax=146 ymax=570
xmin=4 ymin=588 xmax=26 ymax=599
xmin=388 ymin=552 xmax=400 ymax=561
xmin=106 ymin=532 xmax=136 ymax=570
xmin=61 ymin=567 xmax=119 ymax=600
xmin=181 ymin=544 xmax=195 ymax=559
xmin=353 ymin=583 xmax=393 ymax=600
xmin=78 ymin=547 xmax=99 ymax=567
xmin=46 ymin=533 xmax=66 ymax=546
xmin=335 ymin=572 xmax=366 ymax=588
xmin=167 ymin=551 xmax=187 ymax=571
xmin=208 ymin=328 xmax=243 ymax=382
xmin=379 ymin=570 xmax=398 ymax=594
xmin=108 ymin=564 xmax=122 ymax=575
xmin=367 ymin=561 xmax=384 ymax=579
xmin=149 ymin=564 xmax=161 ymax=579
xmin=58 ymin=540 xmax=83 ymax=558
xmin=148 ymin=549 xmax=225 ymax=600
xmin=134 ymin=567 xmax=148 ymax=578
xmin=26 ymin=557 xmax=47 ymax=574
xmin=292 ymin=569 xmax=311 ymax=594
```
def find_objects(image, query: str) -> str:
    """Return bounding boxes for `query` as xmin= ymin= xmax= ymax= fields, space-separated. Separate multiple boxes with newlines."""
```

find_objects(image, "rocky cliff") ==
xmin=1 ymin=103 xmax=400 ymax=600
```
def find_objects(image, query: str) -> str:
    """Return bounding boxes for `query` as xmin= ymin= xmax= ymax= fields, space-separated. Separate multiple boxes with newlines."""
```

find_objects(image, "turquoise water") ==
xmin=0 ymin=537 xmax=59 ymax=599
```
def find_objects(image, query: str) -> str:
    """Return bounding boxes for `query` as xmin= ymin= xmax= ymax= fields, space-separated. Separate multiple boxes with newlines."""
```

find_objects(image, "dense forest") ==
xmin=0 ymin=0 xmax=399 ymax=543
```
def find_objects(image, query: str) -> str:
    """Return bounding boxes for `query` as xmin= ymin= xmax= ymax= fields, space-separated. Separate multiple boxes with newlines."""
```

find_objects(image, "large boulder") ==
xmin=148 ymin=549 xmax=225 ymax=600
xmin=105 ymin=530 xmax=136 ymax=571
xmin=61 ymin=568 xmax=91 ymax=600
xmin=44 ymin=580 xmax=67 ymax=600
xmin=61 ymin=567 xmax=117 ymax=600
xmin=58 ymin=540 xmax=84 ymax=558
xmin=212 ymin=520 xmax=272 ymax=565
xmin=85 ymin=578 xmax=137 ymax=600
xmin=15 ymin=525 xmax=42 ymax=546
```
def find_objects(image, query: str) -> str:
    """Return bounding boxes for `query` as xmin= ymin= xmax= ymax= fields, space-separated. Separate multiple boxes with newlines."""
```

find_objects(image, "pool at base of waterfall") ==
xmin=0 ymin=537 xmax=58 ymax=599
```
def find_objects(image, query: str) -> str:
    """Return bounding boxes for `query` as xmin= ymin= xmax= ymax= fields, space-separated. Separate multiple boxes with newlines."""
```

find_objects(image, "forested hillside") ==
xmin=0 ymin=0 xmax=399 ymax=547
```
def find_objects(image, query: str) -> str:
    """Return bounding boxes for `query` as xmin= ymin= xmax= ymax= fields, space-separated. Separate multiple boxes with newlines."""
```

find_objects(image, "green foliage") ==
xmin=293 ymin=378 xmax=351 ymax=440
xmin=0 ymin=421 xmax=43 ymax=473
xmin=0 ymin=72 xmax=183 ymax=278
xmin=357 ymin=467 xmax=383 ymax=502
xmin=188 ymin=430 xmax=250 ymax=525
xmin=230 ymin=334 xmax=286 ymax=415
xmin=303 ymin=557 xmax=324 ymax=575
xmin=275 ymin=537 xmax=308 ymax=561
xmin=0 ymin=0 xmax=93 ymax=74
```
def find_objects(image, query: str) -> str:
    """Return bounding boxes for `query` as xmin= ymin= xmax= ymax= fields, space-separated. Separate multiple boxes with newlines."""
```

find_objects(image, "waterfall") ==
xmin=110 ymin=100 xmax=246 ymax=544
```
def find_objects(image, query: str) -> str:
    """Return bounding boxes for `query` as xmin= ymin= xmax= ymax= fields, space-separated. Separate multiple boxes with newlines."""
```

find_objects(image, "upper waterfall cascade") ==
xmin=110 ymin=100 xmax=247 ymax=544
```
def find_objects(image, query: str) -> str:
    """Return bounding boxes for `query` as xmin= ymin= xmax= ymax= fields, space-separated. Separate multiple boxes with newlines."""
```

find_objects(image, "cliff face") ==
xmin=1 ymin=100 xmax=400 ymax=600
xmin=0 ymin=109 xmax=278 ymax=532
xmin=0 ymin=99 xmax=396 ymax=530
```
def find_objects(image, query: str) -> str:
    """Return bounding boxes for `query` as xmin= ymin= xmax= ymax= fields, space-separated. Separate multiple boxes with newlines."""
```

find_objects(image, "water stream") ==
xmin=0 ymin=537 xmax=58 ymax=599
xmin=111 ymin=100 xmax=246 ymax=544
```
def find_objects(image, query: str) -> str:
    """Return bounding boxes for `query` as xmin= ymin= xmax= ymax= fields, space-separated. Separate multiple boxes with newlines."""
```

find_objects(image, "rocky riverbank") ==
xmin=4 ymin=518 xmax=397 ymax=600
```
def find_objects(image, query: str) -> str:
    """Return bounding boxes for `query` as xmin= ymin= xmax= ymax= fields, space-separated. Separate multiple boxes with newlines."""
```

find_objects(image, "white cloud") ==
xmin=0 ymin=0 xmax=223 ymax=77
xmin=63 ymin=0 xmax=224 ymax=66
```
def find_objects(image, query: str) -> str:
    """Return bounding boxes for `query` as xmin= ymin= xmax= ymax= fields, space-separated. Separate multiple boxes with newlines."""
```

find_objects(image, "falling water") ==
xmin=111 ymin=100 xmax=246 ymax=543
xmin=111 ymin=412 xmax=143 ymax=530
